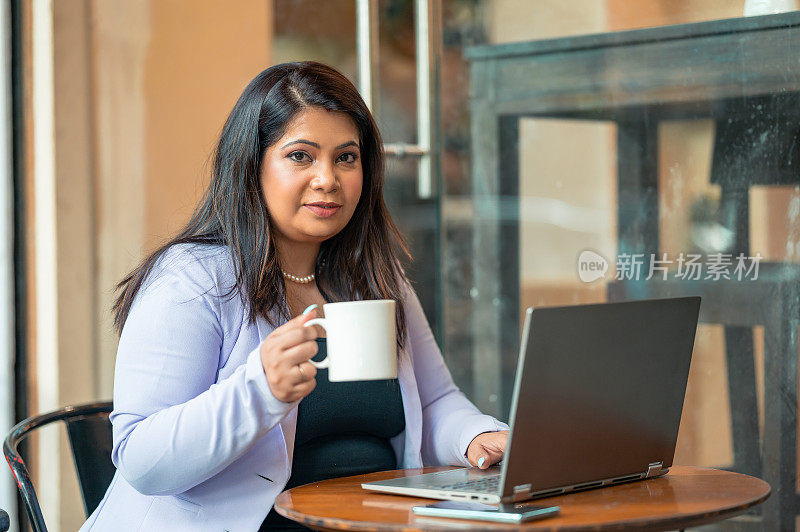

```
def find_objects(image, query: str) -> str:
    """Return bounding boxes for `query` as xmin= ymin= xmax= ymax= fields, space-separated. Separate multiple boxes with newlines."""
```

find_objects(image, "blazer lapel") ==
xmin=255 ymin=312 xmax=274 ymax=344
xmin=396 ymin=343 xmax=423 ymax=468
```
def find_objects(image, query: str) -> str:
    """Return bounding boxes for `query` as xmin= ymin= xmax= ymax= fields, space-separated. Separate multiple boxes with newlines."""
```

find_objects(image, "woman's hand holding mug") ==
xmin=261 ymin=299 xmax=397 ymax=402
xmin=260 ymin=305 xmax=321 ymax=403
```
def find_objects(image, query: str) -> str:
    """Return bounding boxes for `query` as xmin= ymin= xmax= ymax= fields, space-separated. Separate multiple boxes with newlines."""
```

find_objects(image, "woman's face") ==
xmin=261 ymin=106 xmax=363 ymax=246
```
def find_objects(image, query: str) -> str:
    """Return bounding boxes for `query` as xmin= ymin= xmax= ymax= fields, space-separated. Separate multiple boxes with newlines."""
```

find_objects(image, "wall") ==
xmin=25 ymin=1 xmax=273 ymax=529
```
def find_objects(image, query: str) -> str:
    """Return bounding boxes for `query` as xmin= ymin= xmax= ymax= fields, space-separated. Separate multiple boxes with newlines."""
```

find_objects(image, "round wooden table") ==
xmin=273 ymin=466 xmax=771 ymax=531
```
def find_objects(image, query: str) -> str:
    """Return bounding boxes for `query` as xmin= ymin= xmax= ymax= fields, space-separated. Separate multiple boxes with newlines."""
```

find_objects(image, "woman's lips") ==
xmin=304 ymin=204 xmax=341 ymax=218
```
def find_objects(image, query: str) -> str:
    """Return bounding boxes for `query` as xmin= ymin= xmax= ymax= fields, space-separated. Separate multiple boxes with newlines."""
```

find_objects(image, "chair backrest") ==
xmin=65 ymin=412 xmax=116 ymax=516
xmin=3 ymin=402 xmax=114 ymax=532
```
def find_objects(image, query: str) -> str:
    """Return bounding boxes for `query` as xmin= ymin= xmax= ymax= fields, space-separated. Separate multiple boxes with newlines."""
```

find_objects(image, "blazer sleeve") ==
xmin=404 ymin=283 xmax=509 ymax=467
xmin=110 ymin=247 xmax=295 ymax=496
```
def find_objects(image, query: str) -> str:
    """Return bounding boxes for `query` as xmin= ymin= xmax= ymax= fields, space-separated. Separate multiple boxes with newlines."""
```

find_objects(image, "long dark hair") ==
xmin=112 ymin=62 xmax=412 ymax=347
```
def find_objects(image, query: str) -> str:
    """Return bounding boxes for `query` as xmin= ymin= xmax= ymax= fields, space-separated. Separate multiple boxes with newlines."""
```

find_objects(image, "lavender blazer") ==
xmin=80 ymin=244 xmax=508 ymax=531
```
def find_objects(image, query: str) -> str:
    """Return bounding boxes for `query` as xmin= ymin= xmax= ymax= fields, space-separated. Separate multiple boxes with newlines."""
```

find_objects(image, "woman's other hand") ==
xmin=467 ymin=431 xmax=509 ymax=470
xmin=260 ymin=305 xmax=320 ymax=402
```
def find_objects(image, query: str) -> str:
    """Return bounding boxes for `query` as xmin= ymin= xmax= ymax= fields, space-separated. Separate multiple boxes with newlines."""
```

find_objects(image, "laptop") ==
xmin=362 ymin=297 xmax=701 ymax=503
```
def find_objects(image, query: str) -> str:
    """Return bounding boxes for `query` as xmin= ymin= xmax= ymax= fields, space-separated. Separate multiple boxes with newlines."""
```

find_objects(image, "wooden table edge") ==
xmin=273 ymin=466 xmax=772 ymax=531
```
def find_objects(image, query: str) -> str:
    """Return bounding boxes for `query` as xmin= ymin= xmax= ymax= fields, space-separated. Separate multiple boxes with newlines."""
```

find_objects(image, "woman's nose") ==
xmin=311 ymin=162 xmax=337 ymax=191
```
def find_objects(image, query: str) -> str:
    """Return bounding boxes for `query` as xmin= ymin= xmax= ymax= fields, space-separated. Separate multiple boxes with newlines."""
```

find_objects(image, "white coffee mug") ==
xmin=303 ymin=299 xmax=397 ymax=382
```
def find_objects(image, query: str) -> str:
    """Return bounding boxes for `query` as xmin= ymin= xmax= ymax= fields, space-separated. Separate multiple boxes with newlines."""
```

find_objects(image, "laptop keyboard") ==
xmin=436 ymin=475 xmax=500 ymax=493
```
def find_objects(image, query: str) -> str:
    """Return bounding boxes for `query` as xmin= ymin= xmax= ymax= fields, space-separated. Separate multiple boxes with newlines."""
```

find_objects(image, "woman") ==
xmin=81 ymin=62 xmax=508 ymax=531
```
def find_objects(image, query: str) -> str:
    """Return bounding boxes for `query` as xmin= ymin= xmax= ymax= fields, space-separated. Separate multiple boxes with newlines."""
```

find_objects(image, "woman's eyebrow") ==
xmin=281 ymin=139 xmax=359 ymax=150
xmin=336 ymin=140 xmax=359 ymax=150
xmin=282 ymin=139 xmax=319 ymax=149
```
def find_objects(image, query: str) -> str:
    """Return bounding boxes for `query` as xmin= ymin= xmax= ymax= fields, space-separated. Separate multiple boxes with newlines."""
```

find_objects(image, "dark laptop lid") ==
xmin=499 ymin=297 xmax=701 ymax=499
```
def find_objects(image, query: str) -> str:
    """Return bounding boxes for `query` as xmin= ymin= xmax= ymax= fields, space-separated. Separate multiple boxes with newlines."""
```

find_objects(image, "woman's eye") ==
xmin=288 ymin=151 xmax=311 ymax=163
xmin=338 ymin=152 xmax=359 ymax=164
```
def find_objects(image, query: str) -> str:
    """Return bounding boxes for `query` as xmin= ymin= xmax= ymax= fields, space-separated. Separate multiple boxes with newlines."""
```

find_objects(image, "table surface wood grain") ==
xmin=273 ymin=465 xmax=770 ymax=531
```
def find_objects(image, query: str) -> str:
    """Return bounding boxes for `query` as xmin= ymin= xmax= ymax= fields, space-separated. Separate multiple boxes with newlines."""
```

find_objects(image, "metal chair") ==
xmin=3 ymin=402 xmax=114 ymax=532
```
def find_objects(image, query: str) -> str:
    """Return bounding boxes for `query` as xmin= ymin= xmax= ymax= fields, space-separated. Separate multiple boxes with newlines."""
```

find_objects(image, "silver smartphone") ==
xmin=412 ymin=500 xmax=560 ymax=523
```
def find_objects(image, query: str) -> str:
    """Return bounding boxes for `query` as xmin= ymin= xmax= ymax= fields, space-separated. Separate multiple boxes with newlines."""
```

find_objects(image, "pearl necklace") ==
xmin=281 ymin=269 xmax=315 ymax=284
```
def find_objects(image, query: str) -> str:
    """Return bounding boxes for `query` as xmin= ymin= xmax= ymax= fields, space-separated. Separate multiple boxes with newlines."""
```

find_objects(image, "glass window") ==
xmin=454 ymin=2 xmax=799 ymax=529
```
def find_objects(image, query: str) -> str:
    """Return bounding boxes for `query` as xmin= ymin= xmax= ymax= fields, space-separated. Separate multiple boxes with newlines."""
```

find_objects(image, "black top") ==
xmin=260 ymin=338 xmax=405 ymax=530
